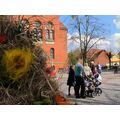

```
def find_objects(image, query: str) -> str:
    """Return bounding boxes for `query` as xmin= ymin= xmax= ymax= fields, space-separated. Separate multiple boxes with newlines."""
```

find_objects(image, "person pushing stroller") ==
xmin=84 ymin=63 xmax=93 ymax=80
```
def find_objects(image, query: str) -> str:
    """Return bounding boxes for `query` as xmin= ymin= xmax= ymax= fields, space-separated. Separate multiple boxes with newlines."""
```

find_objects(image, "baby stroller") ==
xmin=84 ymin=74 xmax=102 ymax=98
xmin=84 ymin=76 xmax=96 ymax=98
xmin=94 ymin=74 xmax=102 ymax=96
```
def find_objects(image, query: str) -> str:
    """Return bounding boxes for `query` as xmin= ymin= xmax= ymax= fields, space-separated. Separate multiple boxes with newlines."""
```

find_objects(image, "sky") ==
xmin=60 ymin=15 xmax=120 ymax=53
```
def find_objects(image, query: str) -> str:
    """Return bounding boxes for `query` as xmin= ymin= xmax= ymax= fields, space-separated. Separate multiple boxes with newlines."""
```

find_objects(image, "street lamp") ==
xmin=108 ymin=52 xmax=112 ymax=69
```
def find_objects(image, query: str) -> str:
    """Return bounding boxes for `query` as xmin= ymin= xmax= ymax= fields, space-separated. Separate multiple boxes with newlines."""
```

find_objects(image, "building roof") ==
xmin=87 ymin=48 xmax=108 ymax=59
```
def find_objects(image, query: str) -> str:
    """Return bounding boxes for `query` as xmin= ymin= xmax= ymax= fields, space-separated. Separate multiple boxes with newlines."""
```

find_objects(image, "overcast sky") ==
xmin=60 ymin=15 xmax=120 ymax=53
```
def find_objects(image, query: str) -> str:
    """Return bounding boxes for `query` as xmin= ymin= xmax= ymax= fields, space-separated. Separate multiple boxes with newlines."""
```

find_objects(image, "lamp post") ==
xmin=108 ymin=52 xmax=112 ymax=69
xmin=118 ymin=52 xmax=120 ymax=66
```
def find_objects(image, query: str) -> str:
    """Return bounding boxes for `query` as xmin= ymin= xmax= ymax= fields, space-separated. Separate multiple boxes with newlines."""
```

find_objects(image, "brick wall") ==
xmin=14 ymin=15 xmax=68 ymax=71
xmin=94 ymin=51 xmax=109 ymax=65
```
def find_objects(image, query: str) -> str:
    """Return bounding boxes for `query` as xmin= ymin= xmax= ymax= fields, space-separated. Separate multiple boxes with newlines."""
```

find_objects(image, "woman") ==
xmin=97 ymin=63 xmax=102 ymax=74
xmin=84 ymin=63 xmax=93 ymax=77
xmin=67 ymin=65 xmax=75 ymax=96
xmin=84 ymin=63 xmax=93 ymax=88
xmin=90 ymin=61 xmax=97 ymax=75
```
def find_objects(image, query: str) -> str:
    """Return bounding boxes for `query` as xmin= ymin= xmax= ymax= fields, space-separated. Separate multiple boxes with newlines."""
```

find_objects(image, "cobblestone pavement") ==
xmin=58 ymin=71 xmax=120 ymax=105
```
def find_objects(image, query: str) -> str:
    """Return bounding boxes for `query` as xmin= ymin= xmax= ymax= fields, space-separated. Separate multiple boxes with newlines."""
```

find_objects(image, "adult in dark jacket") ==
xmin=90 ymin=61 xmax=97 ymax=75
xmin=74 ymin=59 xmax=86 ymax=98
xmin=114 ymin=63 xmax=118 ymax=74
xmin=67 ymin=65 xmax=75 ymax=96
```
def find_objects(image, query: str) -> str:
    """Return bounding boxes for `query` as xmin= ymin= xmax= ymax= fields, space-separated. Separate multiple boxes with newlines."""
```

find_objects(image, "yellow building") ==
xmin=111 ymin=55 xmax=120 ymax=65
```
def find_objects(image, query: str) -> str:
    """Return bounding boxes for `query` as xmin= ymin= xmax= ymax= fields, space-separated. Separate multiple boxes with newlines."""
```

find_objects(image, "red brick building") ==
xmin=88 ymin=49 xmax=109 ymax=65
xmin=14 ymin=15 xmax=68 ymax=71
xmin=74 ymin=48 xmax=110 ymax=66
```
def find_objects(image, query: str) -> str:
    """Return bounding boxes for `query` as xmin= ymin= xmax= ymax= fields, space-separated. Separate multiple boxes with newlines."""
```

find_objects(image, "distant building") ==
xmin=111 ymin=55 xmax=120 ymax=65
xmin=14 ymin=15 xmax=68 ymax=71
xmin=87 ymin=49 xmax=110 ymax=66
xmin=89 ymin=49 xmax=120 ymax=66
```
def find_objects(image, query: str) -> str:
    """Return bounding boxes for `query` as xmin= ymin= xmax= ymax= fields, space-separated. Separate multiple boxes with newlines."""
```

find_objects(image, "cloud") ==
xmin=112 ymin=33 xmax=120 ymax=41
xmin=67 ymin=33 xmax=111 ymax=52
xmin=96 ymin=39 xmax=111 ymax=46
xmin=67 ymin=33 xmax=79 ymax=51
xmin=112 ymin=16 xmax=120 ymax=52
xmin=112 ymin=33 xmax=120 ymax=50
xmin=96 ymin=39 xmax=111 ymax=51
xmin=113 ymin=16 xmax=120 ymax=29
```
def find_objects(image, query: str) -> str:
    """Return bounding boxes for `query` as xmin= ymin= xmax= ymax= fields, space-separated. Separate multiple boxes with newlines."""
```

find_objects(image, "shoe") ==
xmin=68 ymin=93 xmax=71 ymax=96
xmin=81 ymin=96 xmax=86 ymax=99
xmin=76 ymin=96 xmax=80 ymax=98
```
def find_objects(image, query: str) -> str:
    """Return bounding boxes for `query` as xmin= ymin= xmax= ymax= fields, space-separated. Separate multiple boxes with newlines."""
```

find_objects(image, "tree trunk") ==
xmin=82 ymin=52 xmax=87 ymax=66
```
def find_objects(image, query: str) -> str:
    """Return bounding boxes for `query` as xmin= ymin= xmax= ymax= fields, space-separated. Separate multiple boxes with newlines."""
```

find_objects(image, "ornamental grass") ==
xmin=0 ymin=16 xmax=60 ymax=104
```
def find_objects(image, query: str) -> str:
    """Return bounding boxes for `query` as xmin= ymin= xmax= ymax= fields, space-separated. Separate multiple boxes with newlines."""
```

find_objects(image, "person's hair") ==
xmin=70 ymin=65 xmax=73 ymax=69
xmin=84 ymin=63 xmax=88 ymax=66
xmin=76 ymin=57 xmax=80 ymax=61
xmin=94 ymin=73 xmax=99 ymax=78
xmin=69 ymin=65 xmax=73 ymax=71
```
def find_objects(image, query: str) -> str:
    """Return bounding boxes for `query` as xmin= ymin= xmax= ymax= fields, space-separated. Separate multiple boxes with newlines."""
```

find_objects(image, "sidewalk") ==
xmin=58 ymin=71 xmax=120 ymax=105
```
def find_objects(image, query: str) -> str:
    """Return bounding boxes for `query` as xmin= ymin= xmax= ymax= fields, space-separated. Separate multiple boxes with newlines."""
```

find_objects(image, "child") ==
xmin=67 ymin=65 xmax=75 ymax=96
xmin=94 ymin=73 xmax=102 ymax=85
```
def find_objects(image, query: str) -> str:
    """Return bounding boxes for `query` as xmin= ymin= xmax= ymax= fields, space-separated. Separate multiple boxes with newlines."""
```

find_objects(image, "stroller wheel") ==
xmin=85 ymin=90 xmax=89 ymax=97
xmin=97 ymin=88 xmax=102 ymax=96
xmin=85 ymin=91 xmax=87 ymax=96
xmin=95 ymin=88 xmax=102 ymax=96
xmin=91 ymin=91 xmax=96 ymax=98
xmin=95 ymin=88 xmax=98 ymax=95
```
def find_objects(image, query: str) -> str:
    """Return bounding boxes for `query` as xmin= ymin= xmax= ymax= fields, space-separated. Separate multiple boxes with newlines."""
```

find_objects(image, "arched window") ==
xmin=50 ymin=48 xmax=55 ymax=59
xmin=32 ymin=21 xmax=42 ymax=41
xmin=46 ymin=29 xmax=49 ymax=40
xmin=46 ymin=22 xmax=54 ymax=42
xmin=19 ymin=19 xmax=29 ymax=33
xmin=34 ymin=21 xmax=41 ymax=28
xmin=47 ymin=22 xmax=53 ymax=28
xmin=50 ymin=30 xmax=54 ymax=39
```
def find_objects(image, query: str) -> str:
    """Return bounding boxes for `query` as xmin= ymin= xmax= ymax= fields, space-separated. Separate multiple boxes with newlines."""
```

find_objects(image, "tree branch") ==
xmin=87 ymin=37 xmax=105 ymax=53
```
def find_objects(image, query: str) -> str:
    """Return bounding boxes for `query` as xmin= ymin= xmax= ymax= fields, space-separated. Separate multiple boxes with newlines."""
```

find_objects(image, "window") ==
xmin=20 ymin=19 xmax=29 ymax=33
xmin=50 ymin=48 xmax=55 ymax=59
xmin=46 ymin=22 xmax=54 ymax=42
xmin=32 ymin=21 xmax=42 ymax=41
xmin=50 ymin=30 xmax=54 ymax=39
xmin=47 ymin=22 xmax=53 ymax=28
xmin=46 ymin=29 xmax=49 ymax=39
xmin=34 ymin=21 xmax=41 ymax=28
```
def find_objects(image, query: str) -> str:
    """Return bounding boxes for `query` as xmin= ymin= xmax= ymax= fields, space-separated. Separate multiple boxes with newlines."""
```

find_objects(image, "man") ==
xmin=114 ymin=63 xmax=118 ymax=74
xmin=74 ymin=58 xmax=85 ymax=98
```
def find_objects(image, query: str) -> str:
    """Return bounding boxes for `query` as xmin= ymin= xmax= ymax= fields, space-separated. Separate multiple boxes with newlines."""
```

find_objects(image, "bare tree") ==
xmin=69 ymin=15 xmax=106 ymax=65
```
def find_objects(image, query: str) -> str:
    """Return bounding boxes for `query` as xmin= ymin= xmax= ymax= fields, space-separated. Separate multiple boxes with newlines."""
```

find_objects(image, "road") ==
xmin=58 ymin=71 xmax=120 ymax=105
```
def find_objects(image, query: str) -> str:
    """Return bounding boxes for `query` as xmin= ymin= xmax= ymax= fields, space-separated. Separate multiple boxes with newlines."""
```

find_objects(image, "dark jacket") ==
xmin=67 ymin=67 xmax=75 ymax=86
xmin=90 ymin=64 xmax=97 ymax=75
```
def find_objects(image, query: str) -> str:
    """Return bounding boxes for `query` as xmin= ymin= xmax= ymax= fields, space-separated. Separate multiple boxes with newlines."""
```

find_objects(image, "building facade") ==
xmin=14 ymin=15 xmax=68 ymax=70
xmin=88 ymin=49 xmax=109 ymax=65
